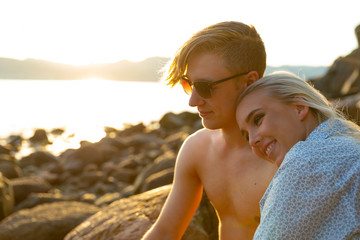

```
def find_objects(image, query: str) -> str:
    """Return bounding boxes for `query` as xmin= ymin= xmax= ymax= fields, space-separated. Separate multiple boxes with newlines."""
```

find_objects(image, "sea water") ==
xmin=0 ymin=79 xmax=195 ymax=155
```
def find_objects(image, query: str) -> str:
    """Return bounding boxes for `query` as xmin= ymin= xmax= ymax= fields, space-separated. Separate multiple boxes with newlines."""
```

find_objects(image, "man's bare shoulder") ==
xmin=176 ymin=128 xmax=220 ymax=164
xmin=183 ymin=128 xmax=219 ymax=148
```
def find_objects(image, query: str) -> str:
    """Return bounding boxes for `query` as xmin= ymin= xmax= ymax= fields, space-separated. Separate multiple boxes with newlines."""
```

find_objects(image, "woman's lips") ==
xmin=263 ymin=140 xmax=275 ymax=159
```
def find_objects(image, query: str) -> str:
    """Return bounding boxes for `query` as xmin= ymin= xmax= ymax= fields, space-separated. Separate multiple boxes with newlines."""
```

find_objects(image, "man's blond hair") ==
xmin=163 ymin=21 xmax=266 ymax=86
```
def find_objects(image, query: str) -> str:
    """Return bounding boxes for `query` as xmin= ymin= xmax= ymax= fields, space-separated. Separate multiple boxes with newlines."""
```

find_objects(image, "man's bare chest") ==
xmin=197 ymin=153 xmax=275 ymax=224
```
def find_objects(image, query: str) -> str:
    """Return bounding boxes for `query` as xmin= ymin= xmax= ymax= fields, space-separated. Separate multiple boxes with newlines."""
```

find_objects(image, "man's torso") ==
xmin=190 ymin=129 xmax=277 ymax=239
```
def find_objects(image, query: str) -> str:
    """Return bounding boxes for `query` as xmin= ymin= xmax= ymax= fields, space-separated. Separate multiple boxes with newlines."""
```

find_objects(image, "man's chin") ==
xmin=201 ymin=119 xmax=220 ymax=130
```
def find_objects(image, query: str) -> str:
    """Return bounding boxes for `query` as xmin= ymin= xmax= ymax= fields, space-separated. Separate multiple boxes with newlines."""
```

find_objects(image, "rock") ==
xmin=5 ymin=135 xmax=23 ymax=151
xmin=79 ymin=192 xmax=97 ymax=204
xmin=163 ymin=131 xmax=189 ymax=153
xmin=310 ymin=25 xmax=360 ymax=100
xmin=93 ymin=142 xmax=120 ymax=161
xmin=14 ymin=192 xmax=71 ymax=212
xmin=117 ymin=154 xmax=147 ymax=170
xmin=109 ymin=167 xmax=137 ymax=184
xmin=97 ymin=136 xmax=128 ymax=151
xmin=37 ymin=170 xmax=61 ymax=184
xmin=124 ymin=133 xmax=164 ymax=151
xmin=133 ymin=151 xmax=176 ymax=194
xmin=184 ymin=191 xmax=219 ymax=240
xmin=159 ymin=112 xmax=185 ymax=130
xmin=51 ymin=128 xmax=65 ymax=136
xmin=116 ymin=122 xmax=146 ymax=137
xmin=61 ymin=159 xmax=84 ymax=174
xmin=0 ymin=145 xmax=10 ymax=155
xmin=332 ymin=92 xmax=360 ymax=125
xmin=18 ymin=151 xmax=58 ymax=169
xmin=94 ymin=192 xmax=122 ymax=207
xmin=0 ymin=201 xmax=100 ymax=240
xmin=159 ymin=111 xmax=201 ymax=133
xmin=29 ymin=128 xmax=51 ymax=145
xmin=308 ymin=25 xmax=360 ymax=124
xmin=177 ymin=111 xmax=201 ymax=126
xmin=79 ymin=171 xmax=105 ymax=186
xmin=0 ymin=160 xmax=22 ymax=179
xmin=64 ymin=185 xmax=218 ymax=240
xmin=60 ymin=144 xmax=104 ymax=174
xmin=311 ymin=55 xmax=360 ymax=98
xmin=0 ymin=173 xmax=14 ymax=221
xmin=0 ymin=110 xmax=208 ymax=238
xmin=141 ymin=168 xmax=174 ymax=193
xmin=10 ymin=176 xmax=52 ymax=204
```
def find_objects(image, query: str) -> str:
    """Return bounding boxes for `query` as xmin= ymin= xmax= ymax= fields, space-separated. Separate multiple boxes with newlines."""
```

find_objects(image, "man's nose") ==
xmin=189 ymin=89 xmax=205 ymax=107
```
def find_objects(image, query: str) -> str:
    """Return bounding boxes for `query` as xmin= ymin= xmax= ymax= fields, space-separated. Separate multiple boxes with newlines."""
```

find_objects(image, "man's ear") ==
xmin=245 ymin=71 xmax=260 ymax=86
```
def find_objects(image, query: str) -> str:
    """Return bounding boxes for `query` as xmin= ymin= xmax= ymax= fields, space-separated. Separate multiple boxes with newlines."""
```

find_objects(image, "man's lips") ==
xmin=198 ymin=110 xmax=212 ymax=118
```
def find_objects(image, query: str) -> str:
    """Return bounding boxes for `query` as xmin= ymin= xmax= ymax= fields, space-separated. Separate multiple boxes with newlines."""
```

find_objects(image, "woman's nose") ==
xmin=249 ymin=134 xmax=262 ymax=148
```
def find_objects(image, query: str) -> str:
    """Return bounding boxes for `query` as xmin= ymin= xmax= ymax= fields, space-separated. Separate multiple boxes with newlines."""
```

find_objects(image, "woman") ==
xmin=236 ymin=71 xmax=360 ymax=239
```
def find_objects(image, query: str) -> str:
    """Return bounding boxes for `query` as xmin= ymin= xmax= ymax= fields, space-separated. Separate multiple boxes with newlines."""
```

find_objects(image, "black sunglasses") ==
xmin=181 ymin=71 xmax=249 ymax=99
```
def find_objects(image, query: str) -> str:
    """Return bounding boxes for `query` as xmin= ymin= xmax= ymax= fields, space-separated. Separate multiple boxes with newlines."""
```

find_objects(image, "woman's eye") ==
xmin=253 ymin=113 xmax=264 ymax=125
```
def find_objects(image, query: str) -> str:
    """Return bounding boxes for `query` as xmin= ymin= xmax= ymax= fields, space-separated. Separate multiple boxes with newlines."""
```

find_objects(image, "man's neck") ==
xmin=220 ymin=123 xmax=248 ymax=148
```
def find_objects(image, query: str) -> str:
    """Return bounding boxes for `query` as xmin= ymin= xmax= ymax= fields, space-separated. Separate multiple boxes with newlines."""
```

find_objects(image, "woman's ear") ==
xmin=246 ymin=71 xmax=260 ymax=86
xmin=293 ymin=97 xmax=310 ymax=121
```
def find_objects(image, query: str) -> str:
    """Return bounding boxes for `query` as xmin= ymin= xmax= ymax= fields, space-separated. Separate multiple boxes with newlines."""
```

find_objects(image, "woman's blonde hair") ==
xmin=163 ymin=21 xmax=266 ymax=86
xmin=237 ymin=71 xmax=360 ymax=138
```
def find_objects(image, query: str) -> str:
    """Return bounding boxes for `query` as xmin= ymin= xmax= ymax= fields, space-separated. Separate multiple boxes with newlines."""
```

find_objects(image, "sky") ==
xmin=0 ymin=0 xmax=359 ymax=67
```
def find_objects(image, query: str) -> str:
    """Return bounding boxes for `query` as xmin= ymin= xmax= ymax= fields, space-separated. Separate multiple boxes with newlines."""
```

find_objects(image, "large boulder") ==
xmin=65 ymin=185 xmax=218 ymax=240
xmin=0 ymin=201 xmax=100 ymax=240
xmin=310 ymin=52 xmax=360 ymax=99
xmin=309 ymin=25 xmax=360 ymax=124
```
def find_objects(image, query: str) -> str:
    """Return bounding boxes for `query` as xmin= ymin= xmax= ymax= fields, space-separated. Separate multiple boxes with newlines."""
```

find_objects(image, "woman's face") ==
xmin=236 ymin=89 xmax=309 ymax=166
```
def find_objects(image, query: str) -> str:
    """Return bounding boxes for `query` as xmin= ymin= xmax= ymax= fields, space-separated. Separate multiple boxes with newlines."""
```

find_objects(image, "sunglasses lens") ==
xmin=194 ymin=82 xmax=211 ymax=98
xmin=181 ymin=78 xmax=192 ymax=95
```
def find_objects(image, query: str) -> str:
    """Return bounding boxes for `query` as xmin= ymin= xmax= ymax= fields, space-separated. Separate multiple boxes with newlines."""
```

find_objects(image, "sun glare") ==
xmin=1 ymin=0 xmax=359 ymax=66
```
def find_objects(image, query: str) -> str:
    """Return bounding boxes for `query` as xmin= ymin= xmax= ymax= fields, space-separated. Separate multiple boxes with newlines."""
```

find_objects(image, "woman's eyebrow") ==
xmin=245 ymin=108 xmax=261 ymax=123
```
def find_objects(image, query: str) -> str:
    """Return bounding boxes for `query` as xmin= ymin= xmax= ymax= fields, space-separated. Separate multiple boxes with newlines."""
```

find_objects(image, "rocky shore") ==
xmin=1 ymin=25 xmax=360 ymax=240
xmin=1 ymin=94 xmax=360 ymax=240
xmin=0 ymin=111 xmax=220 ymax=240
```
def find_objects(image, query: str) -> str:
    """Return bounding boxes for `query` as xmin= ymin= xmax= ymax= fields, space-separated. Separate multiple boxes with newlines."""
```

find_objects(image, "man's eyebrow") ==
xmin=245 ymin=108 xmax=261 ymax=123
xmin=183 ymin=75 xmax=214 ymax=82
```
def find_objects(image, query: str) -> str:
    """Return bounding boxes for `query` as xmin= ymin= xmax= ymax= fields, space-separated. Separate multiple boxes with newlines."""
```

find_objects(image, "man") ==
xmin=142 ymin=21 xmax=277 ymax=240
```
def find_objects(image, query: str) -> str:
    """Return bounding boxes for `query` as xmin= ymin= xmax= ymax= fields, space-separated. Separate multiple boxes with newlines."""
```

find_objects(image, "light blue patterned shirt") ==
xmin=254 ymin=119 xmax=360 ymax=240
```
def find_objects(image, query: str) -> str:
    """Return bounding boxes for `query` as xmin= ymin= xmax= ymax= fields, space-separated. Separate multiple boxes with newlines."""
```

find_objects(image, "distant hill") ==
xmin=265 ymin=65 xmax=328 ymax=80
xmin=0 ymin=57 xmax=170 ymax=82
xmin=0 ymin=57 xmax=328 ymax=81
